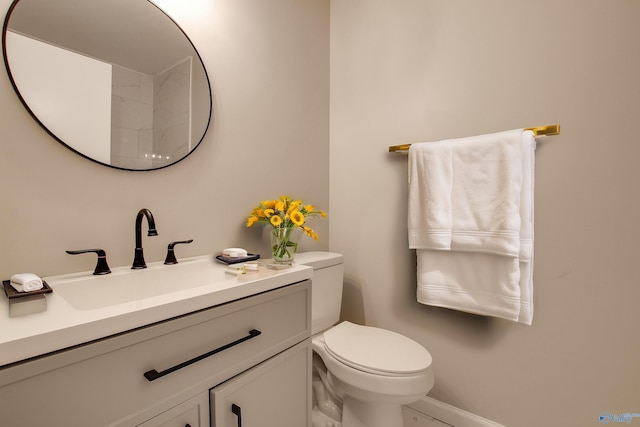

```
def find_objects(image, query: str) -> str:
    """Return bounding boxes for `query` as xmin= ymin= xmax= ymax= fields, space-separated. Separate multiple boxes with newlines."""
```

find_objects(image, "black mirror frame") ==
xmin=1 ymin=0 xmax=213 ymax=171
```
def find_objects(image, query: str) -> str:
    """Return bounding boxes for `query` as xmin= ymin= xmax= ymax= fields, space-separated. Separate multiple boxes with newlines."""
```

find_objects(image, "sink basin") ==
xmin=51 ymin=257 xmax=236 ymax=310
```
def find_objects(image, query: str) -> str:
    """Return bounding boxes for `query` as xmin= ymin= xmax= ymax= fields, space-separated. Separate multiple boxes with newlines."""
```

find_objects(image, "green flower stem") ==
xmin=272 ymin=227 xmax=299 ymax=261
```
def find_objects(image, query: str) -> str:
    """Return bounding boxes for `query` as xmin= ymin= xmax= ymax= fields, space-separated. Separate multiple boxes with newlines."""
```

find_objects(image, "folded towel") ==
xmin=409 ymin=130 xmax=523 ymax=257
xmin=408 ymin=139 xmax=453 ymax=250
xmin=519 ymin=131 xmax=536 ymax=262
xmin=416 ymin=251 xmax=522 ymax=321
xmin=410 ymin=130 xmax=536 ymax=323
xmin=516 ymin=130 xmax=536 ymax=324
xmin=10 ymin=273 xmax=43 ymax=292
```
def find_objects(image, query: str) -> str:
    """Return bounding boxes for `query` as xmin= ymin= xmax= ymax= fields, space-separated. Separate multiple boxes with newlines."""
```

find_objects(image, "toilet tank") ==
xmin=294 ymin=252 xmax=344 ymax=335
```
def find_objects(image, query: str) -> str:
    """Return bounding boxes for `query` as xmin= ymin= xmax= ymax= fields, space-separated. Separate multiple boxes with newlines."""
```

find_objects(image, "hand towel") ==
xmin=410 ymin=130 xmax=536 ymax=323
xmin=409 ymin=130 xmax=523 ymax=257
xmin=10 ymin=273 xmax=43 ymax=292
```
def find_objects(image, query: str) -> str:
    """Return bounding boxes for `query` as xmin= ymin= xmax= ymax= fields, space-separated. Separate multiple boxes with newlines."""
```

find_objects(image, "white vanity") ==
xmin=0 ymin=256 xmax=313 ymax=426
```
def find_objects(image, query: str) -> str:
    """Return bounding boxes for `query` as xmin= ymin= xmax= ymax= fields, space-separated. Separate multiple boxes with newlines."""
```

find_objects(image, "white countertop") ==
xmin=0 ymin=255 xmax=312 ymax=367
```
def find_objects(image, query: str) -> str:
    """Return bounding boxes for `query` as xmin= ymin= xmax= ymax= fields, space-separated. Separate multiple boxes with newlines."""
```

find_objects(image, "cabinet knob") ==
xmin=232 ymin=403 xmax=242 ymax=427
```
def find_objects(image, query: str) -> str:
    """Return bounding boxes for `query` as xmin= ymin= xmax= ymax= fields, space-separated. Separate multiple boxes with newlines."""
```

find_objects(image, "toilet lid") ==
xmin=323 ymin=322 xmax=432 ymax=375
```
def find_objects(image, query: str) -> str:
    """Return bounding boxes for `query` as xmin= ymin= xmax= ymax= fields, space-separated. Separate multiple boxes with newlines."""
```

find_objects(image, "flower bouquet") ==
xmin=247 ymin=195 xmax=326 ymax=264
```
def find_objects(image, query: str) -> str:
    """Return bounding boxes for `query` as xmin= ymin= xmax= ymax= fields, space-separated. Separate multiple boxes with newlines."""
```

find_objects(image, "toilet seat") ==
xmin=322 ymin=321 xmax=432 ymax=376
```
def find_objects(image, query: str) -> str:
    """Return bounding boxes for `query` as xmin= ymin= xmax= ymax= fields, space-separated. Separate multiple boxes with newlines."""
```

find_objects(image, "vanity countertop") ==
xmin=0 ymin=256 xmax=312 ymax=367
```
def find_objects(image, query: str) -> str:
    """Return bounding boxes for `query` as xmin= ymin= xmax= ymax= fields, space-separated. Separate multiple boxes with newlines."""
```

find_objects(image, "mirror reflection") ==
xmin=3 ymin=0 xmax=212 ymax=171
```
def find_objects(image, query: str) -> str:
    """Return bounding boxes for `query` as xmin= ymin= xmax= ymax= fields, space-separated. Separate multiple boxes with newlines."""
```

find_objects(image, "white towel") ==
xmin=10 ymin=273 xmax=43 ymax=292
xmin=409 ymin=130 xmax=523 ymax=257
xmin=409 ymin=130 xmax=536 ymax=323
xmin=416 ymin=251 xmax=522 ymax=320
xmin=408 ymin=139 xmax=453 ymax=250
xmin=516 ymin=131 xmax=536 ymax=324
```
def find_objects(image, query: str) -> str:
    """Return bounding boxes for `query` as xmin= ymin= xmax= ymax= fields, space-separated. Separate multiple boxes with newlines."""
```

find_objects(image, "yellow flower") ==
xmin=246 ymin=195 xmax=326 ymax=240
xmin=288 ymin=200 xmax=302 ymax=214
xmin=290 ymin=210 xmax=305 ymax=226
xmin=270 ymin=215 xmax=283 ymax=226
xmin=303 ymin=226 xmax=319 ymax=240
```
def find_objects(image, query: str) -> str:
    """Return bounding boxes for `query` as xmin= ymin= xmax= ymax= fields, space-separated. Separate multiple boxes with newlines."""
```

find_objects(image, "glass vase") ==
xmin=270 ymin=227 xmax=301 ymax=265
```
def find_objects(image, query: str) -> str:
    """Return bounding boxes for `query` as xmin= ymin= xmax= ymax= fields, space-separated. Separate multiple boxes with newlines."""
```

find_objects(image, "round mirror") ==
xmin=2 ymin=0 xmax=212 ymax=171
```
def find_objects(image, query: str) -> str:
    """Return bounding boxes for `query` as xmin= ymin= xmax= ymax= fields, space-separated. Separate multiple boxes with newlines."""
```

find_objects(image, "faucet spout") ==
xmin=132 ymin=208 xmax=158 ymax=269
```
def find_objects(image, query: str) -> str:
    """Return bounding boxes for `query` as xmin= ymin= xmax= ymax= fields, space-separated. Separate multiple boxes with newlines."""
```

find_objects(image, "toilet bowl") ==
xmin=313 ymin=322 xmax=434 ymax=427
xmin=296 ymin=252 xmax=434 ymax=427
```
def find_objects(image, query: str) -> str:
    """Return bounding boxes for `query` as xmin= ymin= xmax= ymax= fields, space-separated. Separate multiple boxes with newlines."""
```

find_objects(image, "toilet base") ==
xmin=312 ymin=406 xmax=342 ymax=427
xmin=341 ymin=395 xmax=403 ymax=427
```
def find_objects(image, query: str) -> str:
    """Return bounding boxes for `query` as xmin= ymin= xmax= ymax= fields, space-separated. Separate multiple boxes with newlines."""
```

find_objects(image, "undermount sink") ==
xmin=50 ymin=256 xmax=236 ymax=310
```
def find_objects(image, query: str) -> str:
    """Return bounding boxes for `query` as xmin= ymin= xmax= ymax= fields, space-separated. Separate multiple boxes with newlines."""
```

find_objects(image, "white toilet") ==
xmin=295 ymin=252 xmax=434 ymax=427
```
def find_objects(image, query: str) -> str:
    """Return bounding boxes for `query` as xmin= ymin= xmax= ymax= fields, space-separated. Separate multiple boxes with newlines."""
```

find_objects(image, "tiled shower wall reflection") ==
xmin=110 ymin=58 xmax=191 ymax=169
xmin=153 ymin=58 xmax=192 ymax=169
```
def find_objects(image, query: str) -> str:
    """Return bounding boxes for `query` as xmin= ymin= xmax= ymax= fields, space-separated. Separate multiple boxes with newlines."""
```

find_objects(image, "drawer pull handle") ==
xmin=143 ymin=329 xmax=262 ymax=381
xmin=232 ymin=403 xmax=242 ymax=427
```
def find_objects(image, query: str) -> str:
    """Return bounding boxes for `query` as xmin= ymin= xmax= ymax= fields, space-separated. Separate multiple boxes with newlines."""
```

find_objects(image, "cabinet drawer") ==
xmin=0 ymin=281 xmax=310 ymax=426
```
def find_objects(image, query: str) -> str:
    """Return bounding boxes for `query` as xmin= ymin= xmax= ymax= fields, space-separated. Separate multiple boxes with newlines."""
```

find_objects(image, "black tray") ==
xmin=3 ymin=279 xmax=52 ymax=299
xmin=215 ymin=253 xmax=260 ymax=265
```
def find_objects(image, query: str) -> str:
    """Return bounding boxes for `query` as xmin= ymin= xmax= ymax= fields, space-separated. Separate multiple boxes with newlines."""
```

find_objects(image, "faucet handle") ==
xmin=66 ymin=249 xmax=111 ymax=275
xmin=164 ymin=239 xmax=194 ymax=265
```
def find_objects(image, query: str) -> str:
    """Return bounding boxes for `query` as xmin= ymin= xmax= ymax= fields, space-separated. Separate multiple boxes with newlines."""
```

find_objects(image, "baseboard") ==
xmin=405 ymin=396 xmax=506 ymax=427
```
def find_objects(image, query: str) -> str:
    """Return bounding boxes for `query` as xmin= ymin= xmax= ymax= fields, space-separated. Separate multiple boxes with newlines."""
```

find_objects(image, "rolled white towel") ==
xmin=10 ymin=273 xmax=43 ymax=292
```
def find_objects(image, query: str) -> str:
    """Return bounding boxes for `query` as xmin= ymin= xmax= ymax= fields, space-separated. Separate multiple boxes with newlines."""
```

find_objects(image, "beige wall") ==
xmin=3 ymin=1 xmax=640 ymax=425
xmin=330 ymin=1 xmax=640 ymax=426
xmin=0 ymin=0 xmax=329 ymax=278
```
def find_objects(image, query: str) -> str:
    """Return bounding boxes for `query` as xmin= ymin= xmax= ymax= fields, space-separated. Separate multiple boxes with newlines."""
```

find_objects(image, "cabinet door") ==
xmin=210 ymin=339 xmax=311 ymax=427
xmin=138 ymin=393 xmax=209 ymax=427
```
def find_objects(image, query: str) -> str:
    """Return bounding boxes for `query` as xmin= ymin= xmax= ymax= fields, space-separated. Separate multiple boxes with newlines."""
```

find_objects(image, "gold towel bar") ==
xmin=388 ymin=124 xmax=560 ymax=153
